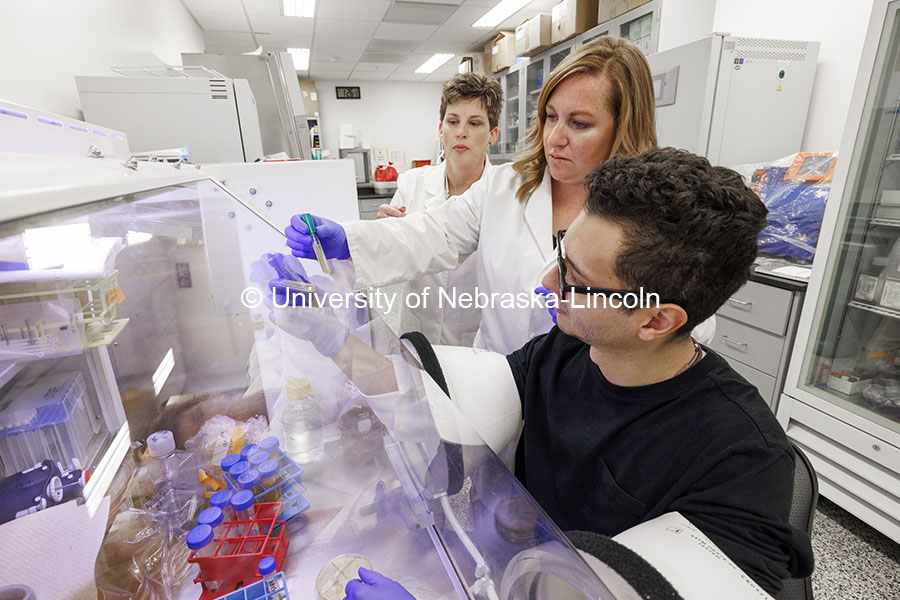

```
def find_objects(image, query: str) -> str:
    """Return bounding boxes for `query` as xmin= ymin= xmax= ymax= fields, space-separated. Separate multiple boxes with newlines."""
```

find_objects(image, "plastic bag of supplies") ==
xmin=734 ymin=152 xmax=837 ymax=262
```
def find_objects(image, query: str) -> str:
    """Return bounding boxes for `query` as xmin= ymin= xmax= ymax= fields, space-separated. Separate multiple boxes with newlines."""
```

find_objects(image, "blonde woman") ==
xmin=287 ymin=37 xmax=713 ymax=354
xmin=376 ymin=73 xmax=502 ymax=346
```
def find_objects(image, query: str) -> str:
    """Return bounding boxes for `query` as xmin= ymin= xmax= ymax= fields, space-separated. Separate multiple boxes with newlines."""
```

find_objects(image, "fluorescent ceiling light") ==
xmin=416 ymin=53 xmax=454 ymax=74
xmin=283 ymin=0 xmax=315 ymax=18
xmin=472 ymin=0 xmax=532 ymax=28
xmin=287 ymin=48 xmax=310 ymax=70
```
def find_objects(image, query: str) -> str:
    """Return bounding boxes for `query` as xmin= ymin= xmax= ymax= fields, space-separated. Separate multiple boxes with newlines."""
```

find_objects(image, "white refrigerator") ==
xmin=777 ymin=0 xmax=900 ymax=545
xmin=647 ymin=34 xmax=820 ymax=166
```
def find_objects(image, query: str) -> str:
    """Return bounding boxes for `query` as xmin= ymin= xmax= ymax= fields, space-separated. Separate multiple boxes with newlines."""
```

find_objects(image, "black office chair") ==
xmin=776 ymin=442 xmax=818 ymax=600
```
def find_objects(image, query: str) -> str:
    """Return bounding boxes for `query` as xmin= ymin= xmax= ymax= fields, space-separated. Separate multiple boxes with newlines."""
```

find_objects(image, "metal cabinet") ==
xmin=489 ymin=0 xmax=662 ymax=163
xmin=710 ymin=276 xmax=806 ymax=412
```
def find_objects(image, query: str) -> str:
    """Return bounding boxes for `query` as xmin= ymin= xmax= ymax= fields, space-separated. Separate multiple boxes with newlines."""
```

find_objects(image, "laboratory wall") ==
xmin=712 ymin=0 xmax=877 ymax=152
xmin=317 ymin=80 xmax=443 ymax=167
xmin=657 ymin=0 xmax=717 ymax=52
xmin=0 ymin=0 xmax=204 ymax=119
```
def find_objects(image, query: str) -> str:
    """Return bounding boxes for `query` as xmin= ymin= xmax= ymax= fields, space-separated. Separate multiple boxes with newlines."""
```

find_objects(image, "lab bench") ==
xmin=356 ymin=183 xmax=395 ymax=221
xmin=708 ymin=266 xmax=808 ymax=414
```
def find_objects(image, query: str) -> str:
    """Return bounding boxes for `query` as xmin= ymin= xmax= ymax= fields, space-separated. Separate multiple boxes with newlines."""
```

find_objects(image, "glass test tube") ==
xmin=259 ymin=459 xmax=282 ymax=503
xmin=258 ymin=556 xmax=284 ymax=600
xmin=258 ymin=436 xmax=280 ymax=460
xmin=230 ymin=489 xmax=258 ymax=536
xmin=209 ymin=489 xmax=235 ymax=523
xmin=197 ymin=507 xmax=225 ymax=540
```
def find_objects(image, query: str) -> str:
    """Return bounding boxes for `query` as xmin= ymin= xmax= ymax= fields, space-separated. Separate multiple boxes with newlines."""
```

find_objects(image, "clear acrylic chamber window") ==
xmin=0 ymin=179 xmax=284 ymax=478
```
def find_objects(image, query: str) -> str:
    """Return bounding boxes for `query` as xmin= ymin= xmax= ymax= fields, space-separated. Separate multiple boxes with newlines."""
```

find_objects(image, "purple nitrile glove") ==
xmin=285 ymin=214 xmax=351 ymax=260
xmin=343 ymin=567 xmax=416 ymax=600
xmin=534 ymin=286 xmax=558 ymax=324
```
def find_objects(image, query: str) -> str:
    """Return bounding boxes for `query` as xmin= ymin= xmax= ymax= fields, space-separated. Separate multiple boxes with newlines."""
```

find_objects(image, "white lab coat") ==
xmin=344 ymin=163 xmax=715 ymax=355
xmin=387 ymin=159 xmax=487 ymax=347
xmin=346 ymin=163 xmax=556 ymax=355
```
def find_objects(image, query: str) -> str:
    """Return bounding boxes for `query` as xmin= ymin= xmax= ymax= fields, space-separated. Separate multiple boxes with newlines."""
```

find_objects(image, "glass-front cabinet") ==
xmin=779 ymin=0 xmax=900 ymax=545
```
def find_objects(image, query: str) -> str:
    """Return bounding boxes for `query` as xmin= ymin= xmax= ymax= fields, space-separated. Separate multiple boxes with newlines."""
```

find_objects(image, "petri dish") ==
xmin=316 ymin=553 xmax=373 ymax=600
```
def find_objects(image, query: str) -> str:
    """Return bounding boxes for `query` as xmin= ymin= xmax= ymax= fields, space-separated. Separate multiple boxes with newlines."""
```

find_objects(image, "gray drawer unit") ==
xmin=712 ymin=275 xmax=805 ymax=412
xmin=717 ymin=280 xmax=794 ymax=335
xmin=710 ymin=316 xmax=785 ymax=374
xmin=358 ymin=196 xmax=390 ymax=221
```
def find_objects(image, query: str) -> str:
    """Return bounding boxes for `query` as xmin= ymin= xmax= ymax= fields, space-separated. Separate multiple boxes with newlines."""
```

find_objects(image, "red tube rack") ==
xmin=187 ymin=502 xmax=290 ymax=600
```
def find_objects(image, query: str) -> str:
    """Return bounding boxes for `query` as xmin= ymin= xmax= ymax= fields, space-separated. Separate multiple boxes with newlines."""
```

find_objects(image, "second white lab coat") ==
xmin=387 ymin=160 xmax=487 ymax=346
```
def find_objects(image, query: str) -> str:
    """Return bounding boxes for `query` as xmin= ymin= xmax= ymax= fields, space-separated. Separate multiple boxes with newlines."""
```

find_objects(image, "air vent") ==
xmin=383 ymin=1 xmax=458 ymax=25
xmin=737 ymin=50 xmax=808 ymax=62
xmin=734 ymin=38 xmax=809 ymax=51
xmin=209 ymin=79 xmax=229 ymax=100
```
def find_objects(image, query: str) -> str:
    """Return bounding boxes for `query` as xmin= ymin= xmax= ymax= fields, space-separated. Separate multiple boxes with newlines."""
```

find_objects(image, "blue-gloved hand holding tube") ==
xmin=343 ymin=567 xmax=416 ymax=600
xmin=285 ymin=214 xmax=351 ymax=260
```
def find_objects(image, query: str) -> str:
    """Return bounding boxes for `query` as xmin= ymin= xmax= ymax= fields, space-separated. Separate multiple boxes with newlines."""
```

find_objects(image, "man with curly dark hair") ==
xmin=507 ymin=147 xmax=813 ymax=595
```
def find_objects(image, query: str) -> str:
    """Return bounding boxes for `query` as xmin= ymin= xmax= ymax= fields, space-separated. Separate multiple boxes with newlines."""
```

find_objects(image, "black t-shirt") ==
xmin=506 ymin=327 xmax=814 ymax=596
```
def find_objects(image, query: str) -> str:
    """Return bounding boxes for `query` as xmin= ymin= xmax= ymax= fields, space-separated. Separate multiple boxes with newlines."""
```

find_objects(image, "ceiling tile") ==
xmin=415 ymin=41 xmax=472 ymax=54
xmin=315 ymin=19 xmax=379 ymax=38
xmin=249 ymin=15 xmax=314 ymax=36
xmin=317 ymin=0 xmax=391 ymax=21
xmin=383 ymin=2 xmax=458 ymax=25
xmin=311 ymin=49 xmax=364 ymax=63
xmin=354 ymin=62 xmax=401 ymax=72
xmin=428 ymin=26 xmax=492 ymax=43
xmin=183 ymin=0 xmax=244 ymax=13
xmin=191 ymin=11 xmax=251 ymax=31
xmin=350 ymin=71 xmax=393 ymax=81
xmin=403 ymin=53 xmax=435 ymax=65
xmin=204 ymin=31 xmax=257 ymax=46
xmin=443 ymin=5 xmax=490 ymax=27
xmin=411 ymin=0 xmax=463 ymax=5
xmin=310 ymin=60 xmax=356 ymax=73
xmin=367 ymin=39 xmax=420 ymax=52
xmin=388 ymin=71 xmax=429 ymax=82
xmin=463 ymin=0 xmax=501 ymax=6
xmin=254 ymin=32 xmax=313 ymax=47
xmin=359 ymin=51 xmax=409 ymax=63
xmin=241 ymin=0 xmax=281 ymax=16
xmin=313 ymin=36 xmax=370 ymax=51
xmin=374 ymin=22 xmax=438 ymax=41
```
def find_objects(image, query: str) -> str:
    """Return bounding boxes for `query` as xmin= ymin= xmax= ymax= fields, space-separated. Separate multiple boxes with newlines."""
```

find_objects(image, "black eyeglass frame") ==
xmin=555 ymin=229 xmax=649 ymax=303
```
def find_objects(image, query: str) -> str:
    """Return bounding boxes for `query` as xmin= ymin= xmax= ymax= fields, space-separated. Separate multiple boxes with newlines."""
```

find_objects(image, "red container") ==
xmin=187 ymin=502 xmax=290 ymax=599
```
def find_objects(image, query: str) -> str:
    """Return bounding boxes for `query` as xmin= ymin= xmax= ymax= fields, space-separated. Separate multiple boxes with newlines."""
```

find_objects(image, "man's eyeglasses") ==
xmin=555 ymin=230 xmax=642 ymax=302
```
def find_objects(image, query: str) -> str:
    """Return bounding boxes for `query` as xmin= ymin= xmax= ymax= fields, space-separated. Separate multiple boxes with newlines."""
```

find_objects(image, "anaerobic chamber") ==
xmin=0 ymin=100 xmax=664 ymax=600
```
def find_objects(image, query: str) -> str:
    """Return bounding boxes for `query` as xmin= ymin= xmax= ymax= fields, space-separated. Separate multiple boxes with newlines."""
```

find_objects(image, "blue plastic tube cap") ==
xmin=220 ymin=453 xmax=242 ymax=472
xmin=238 ymin=469 xmax=261 ymax=491
xmin=210 ymin=489 xmax=233 ymax=510
xmin=259 ymin=436 xmax=279 ymax=454
xmin=248 ymin=451 xmax=269 ymax=468
xmin=229 ymin=461 xmax=250 ymax=479
xmin=240 ymin=443 xmax=260 ymax=459
xmin=258 ymin=555 xmax=277 ymax=576
xmin=198 ymin=507 xmax=224 ymax=529
xmin=259 ymin=460 xmax=279 ymax=479
xmin=186 ymin=524 xmax=214 ymax=550
xmin=231 ymin=489 xmax=255 ymax=512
